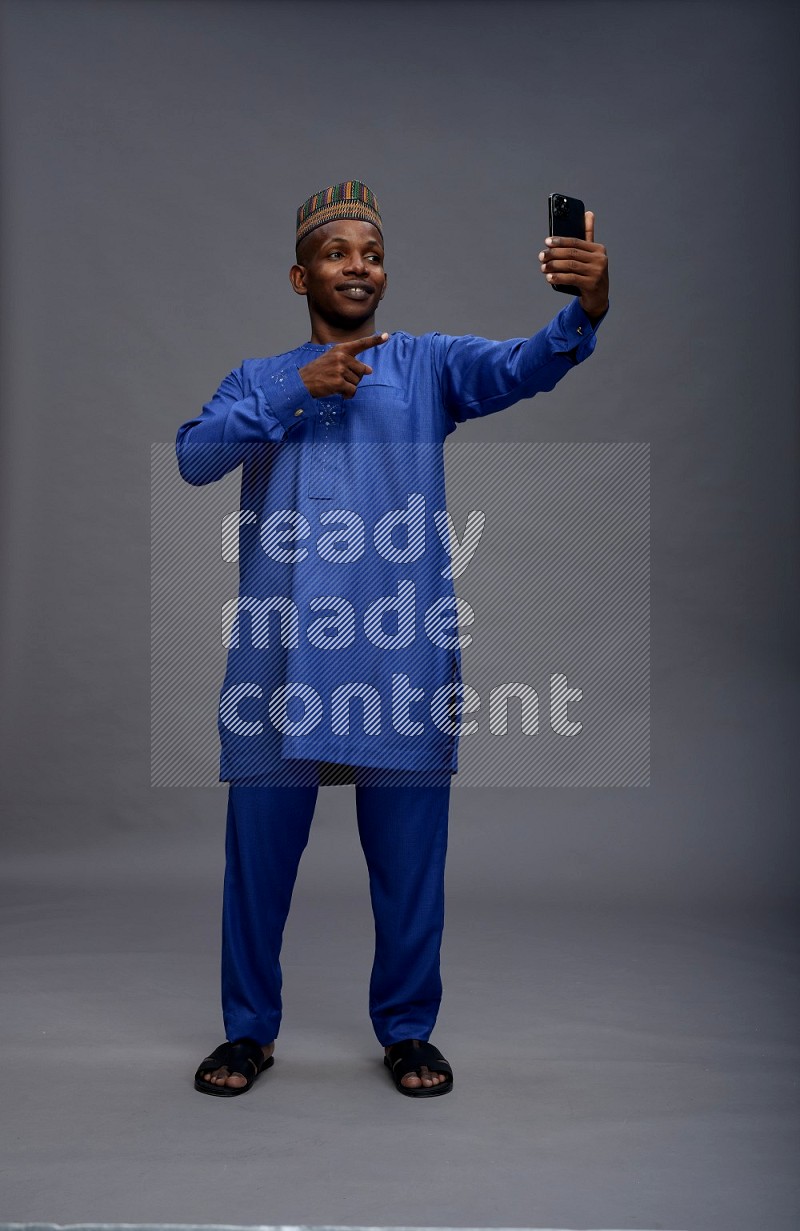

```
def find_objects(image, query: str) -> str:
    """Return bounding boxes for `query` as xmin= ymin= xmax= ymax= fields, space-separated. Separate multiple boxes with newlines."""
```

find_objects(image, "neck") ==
xmin=308 ymin=310 xmax=376 ymax=345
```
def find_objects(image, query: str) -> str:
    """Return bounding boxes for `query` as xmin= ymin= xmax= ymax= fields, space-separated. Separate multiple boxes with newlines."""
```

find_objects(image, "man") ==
xmin=176 ymin=179 xmax=609 ymax=1098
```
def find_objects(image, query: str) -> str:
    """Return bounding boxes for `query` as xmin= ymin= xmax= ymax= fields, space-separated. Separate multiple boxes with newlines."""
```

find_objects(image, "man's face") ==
xmin=290 ymin=218 xmax=387 ymax=329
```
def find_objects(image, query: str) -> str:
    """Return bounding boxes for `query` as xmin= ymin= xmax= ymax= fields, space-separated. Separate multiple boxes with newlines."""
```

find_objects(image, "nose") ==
xmin=344 ymin=250 xmax=369 ymax=276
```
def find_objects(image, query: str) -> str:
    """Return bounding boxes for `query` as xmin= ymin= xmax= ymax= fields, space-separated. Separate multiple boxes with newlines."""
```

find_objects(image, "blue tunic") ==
xmin=175 ymin=295 xmax=607 ymax=782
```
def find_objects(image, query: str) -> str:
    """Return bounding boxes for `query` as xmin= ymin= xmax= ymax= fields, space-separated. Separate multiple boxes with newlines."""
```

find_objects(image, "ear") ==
xmin=379 ymin=271 xmax=388 ymax=301
xmin=289 ymin=264 xmax=308 ymax=296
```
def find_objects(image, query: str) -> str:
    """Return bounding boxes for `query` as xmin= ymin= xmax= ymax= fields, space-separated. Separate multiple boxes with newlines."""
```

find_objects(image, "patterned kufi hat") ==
xmin=295 ymin=179 xmax=382 ymax=248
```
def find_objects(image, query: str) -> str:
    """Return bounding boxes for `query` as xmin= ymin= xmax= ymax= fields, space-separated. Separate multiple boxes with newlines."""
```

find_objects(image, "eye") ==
xmin=367 ymin=254 xmax=383 ymax=263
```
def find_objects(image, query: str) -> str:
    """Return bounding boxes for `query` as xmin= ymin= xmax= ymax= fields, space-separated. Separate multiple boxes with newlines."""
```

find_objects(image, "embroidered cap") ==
xmin=296 ymin=179 xmax=382 ymax=248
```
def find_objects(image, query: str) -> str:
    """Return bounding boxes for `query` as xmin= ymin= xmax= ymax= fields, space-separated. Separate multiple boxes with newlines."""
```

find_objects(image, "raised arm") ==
xmin=433 ymin=296 xmax=608 ymax=425
xmin=434 ymin=207 xmax=609 ymax=425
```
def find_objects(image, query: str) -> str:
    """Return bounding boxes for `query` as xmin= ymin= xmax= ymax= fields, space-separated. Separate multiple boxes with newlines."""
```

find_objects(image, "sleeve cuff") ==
xmin=259 ymin=363 xmax=319 ymax=433
xmin=549 ymin=295 xmax=609 ymax=363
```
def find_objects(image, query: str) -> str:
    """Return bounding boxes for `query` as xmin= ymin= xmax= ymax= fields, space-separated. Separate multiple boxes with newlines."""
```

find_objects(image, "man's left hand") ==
xmin=538 ymin=210 xmax=609 ymax=321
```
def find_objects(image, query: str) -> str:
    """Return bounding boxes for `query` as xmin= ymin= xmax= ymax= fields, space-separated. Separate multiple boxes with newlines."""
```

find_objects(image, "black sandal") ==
xmin=384 ymin=1038 xmax=453 ymax=1097
xmin=194 ymin=1037 xmax=274 ymax=1097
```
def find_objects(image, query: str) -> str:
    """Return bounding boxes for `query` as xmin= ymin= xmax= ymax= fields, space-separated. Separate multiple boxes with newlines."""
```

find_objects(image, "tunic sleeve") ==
xmin=175 ymin=362 xmax=318 ymax=485
xmin=432 ymin=296 xmax=608 ymax=426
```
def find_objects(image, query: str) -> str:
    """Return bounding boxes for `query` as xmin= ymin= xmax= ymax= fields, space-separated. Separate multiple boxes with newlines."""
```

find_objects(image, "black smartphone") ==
xmin=547 ymin=193 xmax=585 ymax=296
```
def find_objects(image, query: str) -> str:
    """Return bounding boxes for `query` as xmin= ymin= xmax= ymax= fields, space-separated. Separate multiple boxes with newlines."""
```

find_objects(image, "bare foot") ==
xmin=384 ymin=1039 xmax=449 ymax=1089
xmin=198 ymin=1041 xmax=275 ymax=1090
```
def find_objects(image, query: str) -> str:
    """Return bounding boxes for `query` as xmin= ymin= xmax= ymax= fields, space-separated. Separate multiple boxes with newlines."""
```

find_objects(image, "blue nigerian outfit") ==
xmin=222 ymin=765 xmax=451 ymax=1046
xmin=176 ymin=295 xmax=607 ymax=783
xmin=176 ymin=296 xmax=607 ymax=1044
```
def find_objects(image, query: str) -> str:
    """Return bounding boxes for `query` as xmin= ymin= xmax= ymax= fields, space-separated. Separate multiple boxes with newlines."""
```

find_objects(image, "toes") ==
xmin=400 ymin=1076 xmax=443 ymax=1086
xmin=420 ymin=1066 xmax=445 ymax=1086
xmin=387 ymin=1048 xmax=450 ymax=1090
xmin=199 ymin=1065 xmax=248 ymax=1087
xmin=399 ymin=1066 xmax=447 ymax=1088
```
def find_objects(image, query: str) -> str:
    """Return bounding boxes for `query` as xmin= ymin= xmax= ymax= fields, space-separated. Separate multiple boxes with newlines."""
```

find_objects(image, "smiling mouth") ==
xmin=337 ymin=285 xmax=373 ymax=300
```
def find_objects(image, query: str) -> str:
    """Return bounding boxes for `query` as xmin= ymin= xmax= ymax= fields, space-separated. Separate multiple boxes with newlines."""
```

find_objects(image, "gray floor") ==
xmin=1 ymin=798 xmax=798 ymax=1231
xmin=0 ymin=1225 xmax=689 ymax=1231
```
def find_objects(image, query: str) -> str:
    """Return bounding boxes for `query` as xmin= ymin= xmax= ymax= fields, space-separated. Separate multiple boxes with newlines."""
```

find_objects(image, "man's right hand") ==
xmin=298 ymin=332 xmax=389 ymax=399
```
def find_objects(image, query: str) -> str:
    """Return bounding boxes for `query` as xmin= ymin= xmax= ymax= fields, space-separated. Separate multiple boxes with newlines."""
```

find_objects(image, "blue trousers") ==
xmin=221 ymin=763 xmax=451 ymax=1048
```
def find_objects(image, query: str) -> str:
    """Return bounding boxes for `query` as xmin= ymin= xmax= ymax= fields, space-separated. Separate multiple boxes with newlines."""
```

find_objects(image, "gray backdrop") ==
xmin=1 ymin=0 xmax=796 ymax=906
xmin=0 ymin=2 xmax=798 ymax=1228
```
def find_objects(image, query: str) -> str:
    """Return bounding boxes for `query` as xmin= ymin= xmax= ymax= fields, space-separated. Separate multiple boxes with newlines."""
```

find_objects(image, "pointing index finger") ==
xmin=337 ymin=331 xmax=390 ymax=353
